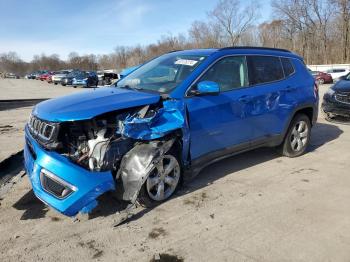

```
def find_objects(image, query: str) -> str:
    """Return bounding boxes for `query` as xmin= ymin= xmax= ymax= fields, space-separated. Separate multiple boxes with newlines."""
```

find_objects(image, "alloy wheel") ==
xmin=146 ymin=155 xmax=180 ymax=201
xmin=290 ymin=120 xmax=309 ymax=152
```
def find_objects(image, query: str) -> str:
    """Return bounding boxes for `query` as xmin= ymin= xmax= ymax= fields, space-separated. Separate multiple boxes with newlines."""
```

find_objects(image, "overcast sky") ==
xmin=0 ymin=0 xmax=271 ymax=61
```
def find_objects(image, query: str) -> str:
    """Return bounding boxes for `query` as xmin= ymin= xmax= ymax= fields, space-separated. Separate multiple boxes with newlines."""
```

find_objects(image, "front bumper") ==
xmin=24 ymin=126 xmax=115 ymax=216
xmin=322 ymin=95 xmax=350 ymax=117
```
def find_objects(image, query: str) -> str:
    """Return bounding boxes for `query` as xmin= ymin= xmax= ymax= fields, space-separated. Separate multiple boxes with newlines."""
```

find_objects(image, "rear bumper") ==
xmin=24 ymin=126 xmax=115 ymax=216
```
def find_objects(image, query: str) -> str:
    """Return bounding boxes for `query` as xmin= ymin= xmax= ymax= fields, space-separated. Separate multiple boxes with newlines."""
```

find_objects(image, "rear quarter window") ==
xmin=281 ymin=58 xmax=295 ymax=77
xmin=247 ymin=56 xmax=284 ymax=85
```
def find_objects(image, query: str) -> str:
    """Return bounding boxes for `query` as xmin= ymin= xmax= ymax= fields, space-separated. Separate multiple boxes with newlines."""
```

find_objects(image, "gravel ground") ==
xmin=0 ymin=82 xmax=350 ymax=262
xmin=0 ymin=79 xmax=93 ymax=162
xmin=0 ymin=78 xmax=83 ymax=100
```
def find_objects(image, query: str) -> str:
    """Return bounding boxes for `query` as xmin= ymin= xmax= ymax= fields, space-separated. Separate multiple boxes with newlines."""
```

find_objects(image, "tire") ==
xmin=62 ymin=84 xmax=66 ymax=86
xmin=54 ymin=83 xmax=58 ymax=85
xmin=138 ymin=150 xmax=182 ymax=207
xmin=279 ymin=114 xmax=311 ymax=157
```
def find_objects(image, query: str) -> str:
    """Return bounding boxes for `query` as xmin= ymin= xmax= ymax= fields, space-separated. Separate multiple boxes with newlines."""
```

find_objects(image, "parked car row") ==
xmin=26 ymin=69 xmax=120 ymax=88
xmin=26 ymin=69 xmax=97 ymax=88
xmin=3 ymin=72 xmax=20 ymax=79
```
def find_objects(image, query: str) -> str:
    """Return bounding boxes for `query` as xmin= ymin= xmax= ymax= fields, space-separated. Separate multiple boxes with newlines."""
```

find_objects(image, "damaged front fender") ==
xmin=120 ymin=100 xmax=186 ymax=140
xmin=117 ymin=138 xmax=175 ymax=203
xmin=116 ymin=100 xmax=191 ymax=204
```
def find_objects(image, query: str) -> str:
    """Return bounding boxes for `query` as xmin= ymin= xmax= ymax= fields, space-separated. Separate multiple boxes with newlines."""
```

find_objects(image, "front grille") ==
xmin=28 ymin=115 xmax=56 ymax=141
xmin=335 ymin=92 xmax=350 ymax=105
xmin=40 ymin=169 xmax=76 ymax=199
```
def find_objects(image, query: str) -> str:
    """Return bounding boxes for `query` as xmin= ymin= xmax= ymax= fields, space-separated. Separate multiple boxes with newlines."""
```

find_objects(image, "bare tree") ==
xmin=208 ymin=0 xmax=260 ymax=46
xmin=333 ymin=0 xmax=350 ymax=62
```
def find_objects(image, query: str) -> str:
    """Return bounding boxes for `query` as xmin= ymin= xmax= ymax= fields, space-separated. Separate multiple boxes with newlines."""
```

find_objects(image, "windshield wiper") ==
xmin=118 ymin=85 xmax=145 ymax=91
xmin=118 ymin=85 xmax=134 ymax=90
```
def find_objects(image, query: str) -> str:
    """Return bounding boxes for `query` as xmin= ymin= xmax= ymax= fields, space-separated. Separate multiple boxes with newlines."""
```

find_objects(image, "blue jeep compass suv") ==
xmin=24 ymin=47 xmax=318 ymax=216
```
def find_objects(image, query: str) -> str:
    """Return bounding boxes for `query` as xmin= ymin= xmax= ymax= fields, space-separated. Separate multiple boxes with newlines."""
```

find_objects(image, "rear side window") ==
xmin=281 ymin=58 xmax=295 ymax=77
xmin=247 ymin=56 xmax=284 ymax=85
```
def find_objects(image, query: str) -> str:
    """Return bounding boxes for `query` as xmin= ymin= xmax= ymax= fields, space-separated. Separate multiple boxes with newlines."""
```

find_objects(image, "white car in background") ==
xmin=326 ymin=68 xmax=350 ymax=82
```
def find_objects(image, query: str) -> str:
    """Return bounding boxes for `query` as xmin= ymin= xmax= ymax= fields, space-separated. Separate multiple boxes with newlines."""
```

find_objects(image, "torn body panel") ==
xmin=117 ymin=139 xmax=175 ymax=202
xmin=116 ymin=99 xmax=191 ymax=203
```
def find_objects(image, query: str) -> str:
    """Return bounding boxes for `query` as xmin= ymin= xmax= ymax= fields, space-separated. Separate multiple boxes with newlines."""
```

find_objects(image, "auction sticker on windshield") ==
xmin=175 ymin=59 xmax=198 ymax=66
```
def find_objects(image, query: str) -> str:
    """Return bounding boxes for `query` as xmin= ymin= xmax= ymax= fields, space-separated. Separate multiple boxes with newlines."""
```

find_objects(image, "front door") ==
xmin=185 ymin=56 xmax=253 ymax=160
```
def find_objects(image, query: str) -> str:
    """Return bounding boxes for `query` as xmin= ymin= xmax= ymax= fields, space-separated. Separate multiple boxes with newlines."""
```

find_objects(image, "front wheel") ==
xmin=138 ymin=153 xmax=181 ymax=207
xmin=279 ymin=114 xmax=311 ymax=157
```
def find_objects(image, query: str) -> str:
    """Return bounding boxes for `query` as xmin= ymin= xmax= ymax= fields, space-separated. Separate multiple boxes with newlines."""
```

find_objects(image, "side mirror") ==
xmin=190 ymin=81 xmax=220 ymax=96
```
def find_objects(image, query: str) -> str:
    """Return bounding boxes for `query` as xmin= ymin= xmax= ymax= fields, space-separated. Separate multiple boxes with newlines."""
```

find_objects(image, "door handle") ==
xmin=238 ymin=95 xmax=252 ymax=103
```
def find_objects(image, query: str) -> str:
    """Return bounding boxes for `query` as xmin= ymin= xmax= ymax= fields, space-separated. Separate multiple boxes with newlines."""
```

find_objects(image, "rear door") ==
xmin=244 ymin=55 xmax=298 ymax=142
xmin=185 ymin=56 xmax=253 ymax=160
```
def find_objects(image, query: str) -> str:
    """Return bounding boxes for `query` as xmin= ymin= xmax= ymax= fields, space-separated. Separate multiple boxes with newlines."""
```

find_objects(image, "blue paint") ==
xmin=24 ymin=126 xmax=115 ymax=217
xmin=33 ymin=87 xmax=160 ymax=122
xmin=196 ymin=81 xmax=220 ymax=95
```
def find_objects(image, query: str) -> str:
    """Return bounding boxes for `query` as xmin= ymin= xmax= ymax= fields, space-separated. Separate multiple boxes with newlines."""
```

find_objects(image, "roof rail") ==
xmin=167 ymin=49 xmax=183 ymax=53
xmin=219 ymin=46 xmax=291 ymax=53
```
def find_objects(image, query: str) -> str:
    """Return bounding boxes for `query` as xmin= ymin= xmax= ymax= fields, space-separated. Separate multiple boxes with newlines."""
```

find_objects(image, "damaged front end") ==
xmin=24 ymin=98 xmax=187 ymax=217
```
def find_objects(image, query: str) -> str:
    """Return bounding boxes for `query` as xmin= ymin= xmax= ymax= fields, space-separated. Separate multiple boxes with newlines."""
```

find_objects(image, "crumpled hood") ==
xmin=332 ymin=80 xmax=350 ymax=92
xmin=33 ymin=87 xmax=161 ymax=122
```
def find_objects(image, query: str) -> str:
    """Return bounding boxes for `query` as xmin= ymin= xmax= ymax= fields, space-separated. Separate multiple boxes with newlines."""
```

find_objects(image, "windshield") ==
xmin=116 ymin=53 xmax=207 ymax=93
xmin=346 ymin=73 xmax=350 ymax=80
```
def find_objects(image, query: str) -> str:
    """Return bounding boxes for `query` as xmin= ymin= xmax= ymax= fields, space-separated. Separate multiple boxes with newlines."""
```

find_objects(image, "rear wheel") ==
xmin=138 ymin=152 xmax=181 ymax=207
xmin=279 ymin=114 xmax=311 ymax=157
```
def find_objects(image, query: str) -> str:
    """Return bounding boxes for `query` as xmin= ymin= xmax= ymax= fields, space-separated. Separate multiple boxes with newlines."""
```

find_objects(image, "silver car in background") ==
xmin=51 ymin=70 xmax=71 ymax=85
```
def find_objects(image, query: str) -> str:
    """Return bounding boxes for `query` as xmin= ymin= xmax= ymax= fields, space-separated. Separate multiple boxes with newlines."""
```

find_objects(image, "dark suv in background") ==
xmin=72 ymin=71 xmax=98 ymax=88
xmin=323 ymin=73 xmax=350 ymax=117
xmin=24 ymin=47 xmax=318 ymax=217
xmin=61 ymin=70 xmax=98 ymax=87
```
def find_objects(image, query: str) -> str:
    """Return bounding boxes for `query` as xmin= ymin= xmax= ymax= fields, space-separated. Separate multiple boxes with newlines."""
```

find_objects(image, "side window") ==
xmin=247 ymin=56 xmax=284 ymax=85
xmin=198 ymin=56 xmax=248 ymax=91
xmin=281 ymin=57 xmax=295 ymax=77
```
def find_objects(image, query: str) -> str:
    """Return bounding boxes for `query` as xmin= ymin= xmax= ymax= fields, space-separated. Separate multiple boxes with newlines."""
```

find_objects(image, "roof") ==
xmin=169 ymin=47 xmax=301 ymax=59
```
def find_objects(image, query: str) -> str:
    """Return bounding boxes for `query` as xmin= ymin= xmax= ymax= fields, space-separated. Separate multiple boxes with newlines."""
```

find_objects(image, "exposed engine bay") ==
xmin=57 ymin=112 xmax=134 ymax=172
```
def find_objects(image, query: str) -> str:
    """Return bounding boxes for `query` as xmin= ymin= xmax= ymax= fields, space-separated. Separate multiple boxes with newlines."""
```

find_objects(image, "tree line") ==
xmin=1 ymin=0 xmax=349 ymax=76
